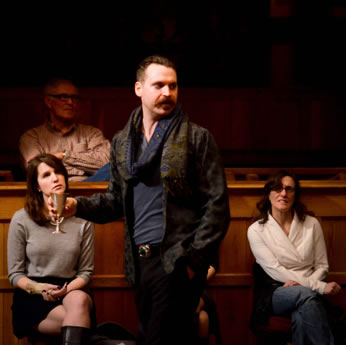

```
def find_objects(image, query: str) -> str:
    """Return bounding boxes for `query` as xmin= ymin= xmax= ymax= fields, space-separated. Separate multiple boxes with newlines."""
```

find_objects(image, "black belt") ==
xmin=137 ymin=243 xmax=161 ymax=258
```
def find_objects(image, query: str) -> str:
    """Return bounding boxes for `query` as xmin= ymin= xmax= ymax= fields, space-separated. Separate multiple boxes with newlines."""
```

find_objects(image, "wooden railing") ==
xmin=225 ymin=167 xmax=346 ymax=181
xmin=0 ymin=171 xmax=14 ymax=181
xmin=1 ymin=178 xmax=346 ymax=345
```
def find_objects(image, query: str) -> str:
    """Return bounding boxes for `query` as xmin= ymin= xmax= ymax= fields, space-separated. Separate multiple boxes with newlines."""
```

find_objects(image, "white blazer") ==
xmin=248 ymin=212 xmax=328 ymax=294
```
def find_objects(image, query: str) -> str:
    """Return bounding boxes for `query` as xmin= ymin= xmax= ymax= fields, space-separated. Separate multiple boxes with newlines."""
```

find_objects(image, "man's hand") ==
xmin=324 ymin=282 xmax=341 ymax=295
xmin=48 ymin=196 xmax=78 ymax=220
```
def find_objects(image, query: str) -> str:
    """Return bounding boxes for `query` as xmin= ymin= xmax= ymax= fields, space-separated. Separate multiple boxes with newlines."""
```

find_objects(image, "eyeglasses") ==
xmin=271 ymin=185 xmax=295 ymax=194
xmin=48 ymin=94 xmax=81 ymax=102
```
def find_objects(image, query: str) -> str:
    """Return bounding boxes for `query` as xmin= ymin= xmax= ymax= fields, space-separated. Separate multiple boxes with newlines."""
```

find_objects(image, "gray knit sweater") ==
xmin=7 ymin=208 xmax=94 ymax=287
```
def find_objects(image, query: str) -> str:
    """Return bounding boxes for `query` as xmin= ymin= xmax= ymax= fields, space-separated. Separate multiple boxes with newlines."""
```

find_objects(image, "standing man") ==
xmin=19 ymin=78 xmax=110 ymax=181
xmin=55 ymin=55 xmax=230 ymax=345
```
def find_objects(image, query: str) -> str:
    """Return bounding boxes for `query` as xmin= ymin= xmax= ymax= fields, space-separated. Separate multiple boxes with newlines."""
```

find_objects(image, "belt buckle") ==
xmin=138 ymin=244 xmax=151 ymax=258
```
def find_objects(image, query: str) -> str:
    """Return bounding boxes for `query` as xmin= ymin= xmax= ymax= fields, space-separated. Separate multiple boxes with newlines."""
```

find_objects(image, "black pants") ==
xmin=135 ymin=255 xmax=207 ymax=345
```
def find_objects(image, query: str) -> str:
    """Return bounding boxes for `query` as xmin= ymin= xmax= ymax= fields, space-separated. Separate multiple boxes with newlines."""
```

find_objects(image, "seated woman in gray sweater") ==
xmin=7 ymin=153 xmax=95 ymax=345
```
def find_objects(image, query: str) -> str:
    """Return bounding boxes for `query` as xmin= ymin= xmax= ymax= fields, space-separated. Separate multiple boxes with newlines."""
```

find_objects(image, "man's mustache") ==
xmin=158 ymin=98 xmax=174 ymax=105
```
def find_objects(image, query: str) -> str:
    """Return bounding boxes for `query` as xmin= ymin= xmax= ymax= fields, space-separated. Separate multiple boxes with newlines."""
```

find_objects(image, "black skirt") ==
xmin=11 ymin=277 xmax=96 ymax=339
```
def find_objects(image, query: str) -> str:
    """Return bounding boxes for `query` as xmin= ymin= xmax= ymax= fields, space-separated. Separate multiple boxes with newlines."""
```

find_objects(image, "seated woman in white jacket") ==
xmin=247 ymin=170 xmax=341 ymax=345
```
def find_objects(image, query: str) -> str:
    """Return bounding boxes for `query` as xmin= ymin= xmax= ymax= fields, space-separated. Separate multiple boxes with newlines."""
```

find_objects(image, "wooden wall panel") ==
xmin=0 ymin=99 xmax=45 ymax=153
xmin=218 ymin=219 xmax=254 ymax=275
xmin=211 ymin=287 xmax=256 ymax=345
xmin=93 ymin=290 xmax=138 ymax=336
xmin=0 ymin=224 xmax=7 ymax=278
xmin=93 ymin=222 xmax=125 ymax=276
xmin=322 ymin=219 xmax=346 ymax=278
xmin=0 ymin=179 xmax=346 ymax=345
xmin=250 ymin=91 xmax=302 ymax=150
xmin=1 ymin=87 xmax=346 ymax=171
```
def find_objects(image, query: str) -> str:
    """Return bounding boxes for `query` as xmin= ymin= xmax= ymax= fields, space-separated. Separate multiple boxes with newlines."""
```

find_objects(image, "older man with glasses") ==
xmin=19 ymin=78 xmax=110 ymax=181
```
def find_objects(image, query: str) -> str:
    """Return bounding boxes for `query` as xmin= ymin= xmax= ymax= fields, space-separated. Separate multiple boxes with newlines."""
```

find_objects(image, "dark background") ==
xmin=1 ymin=1 xmax=346 ymax=180
xmin=1 ymin=1 xmax=346 ymax=89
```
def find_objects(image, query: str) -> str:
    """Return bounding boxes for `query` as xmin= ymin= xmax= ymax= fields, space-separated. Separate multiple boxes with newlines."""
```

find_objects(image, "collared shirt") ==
xmin=132 ymin=134 xmax=163 ymax=245
xmin=19 ymin=120 xmax=110 ymax=181
xmin=76 ymin=106 xmax=230 ymax=285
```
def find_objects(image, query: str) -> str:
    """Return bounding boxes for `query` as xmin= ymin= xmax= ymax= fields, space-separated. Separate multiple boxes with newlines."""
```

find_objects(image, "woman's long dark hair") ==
xmin=256 ymin=170 xmax=313 ymax=224
xmin=25 ymin=154 xmax=69 ymax=225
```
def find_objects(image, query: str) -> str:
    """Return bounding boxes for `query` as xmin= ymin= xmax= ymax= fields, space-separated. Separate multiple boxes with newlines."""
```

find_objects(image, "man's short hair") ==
xmin=136 ymin=55 xmax=176 ymax=82
xmin=43 ymin=78 xmax=78 ymax=96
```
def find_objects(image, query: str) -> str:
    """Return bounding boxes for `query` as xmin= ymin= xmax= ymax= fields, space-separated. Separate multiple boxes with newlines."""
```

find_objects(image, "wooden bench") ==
xmin=1 ymin=178 xmax=346 ymax=345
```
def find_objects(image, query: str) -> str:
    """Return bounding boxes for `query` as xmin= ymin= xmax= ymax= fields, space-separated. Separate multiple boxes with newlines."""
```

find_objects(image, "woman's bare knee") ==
xmin=63 ymin=290 xmax=92 ymax=312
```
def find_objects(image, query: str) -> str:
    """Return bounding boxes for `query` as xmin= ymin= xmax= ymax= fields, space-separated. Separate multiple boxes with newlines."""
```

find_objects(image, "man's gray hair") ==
xmin=43 ymin=78 xmax=78 ymax=96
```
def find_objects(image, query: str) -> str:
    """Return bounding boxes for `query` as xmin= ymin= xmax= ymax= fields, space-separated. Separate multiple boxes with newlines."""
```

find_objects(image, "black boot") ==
xmin=61 ymin=326 xmax=90 ymax=345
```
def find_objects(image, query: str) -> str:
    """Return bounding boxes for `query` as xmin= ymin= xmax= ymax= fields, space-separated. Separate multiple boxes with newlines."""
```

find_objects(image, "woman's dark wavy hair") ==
xmin=25 ymin=154 xmax=69 ymax=226
xmin=256 ymin=169 xmax=313 ymax=224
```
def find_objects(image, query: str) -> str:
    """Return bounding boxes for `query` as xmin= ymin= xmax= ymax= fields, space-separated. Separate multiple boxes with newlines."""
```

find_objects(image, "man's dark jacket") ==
xmin=76 ymin=105 xmax=230 ymax=286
